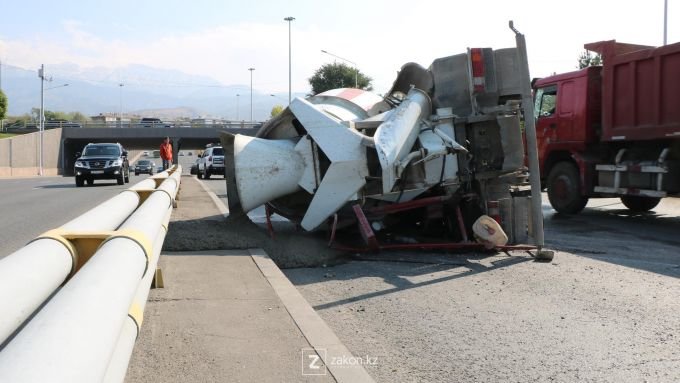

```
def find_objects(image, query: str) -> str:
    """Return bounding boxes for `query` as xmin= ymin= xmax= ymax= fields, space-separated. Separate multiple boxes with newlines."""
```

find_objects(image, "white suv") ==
xmin=198 ymin=145 xmax=225 ymax=179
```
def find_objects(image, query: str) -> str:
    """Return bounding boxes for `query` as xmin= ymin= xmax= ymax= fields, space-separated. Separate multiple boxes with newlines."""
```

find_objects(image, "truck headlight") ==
xmin=75 ymin=161 xmax=86 ymax=167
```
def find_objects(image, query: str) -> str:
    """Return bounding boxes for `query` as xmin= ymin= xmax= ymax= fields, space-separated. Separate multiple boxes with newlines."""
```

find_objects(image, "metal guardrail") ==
xmin=2 ymin=120 xmax=263 ymax=132
xmin=0 ymin=166 xmax=182 ymax=382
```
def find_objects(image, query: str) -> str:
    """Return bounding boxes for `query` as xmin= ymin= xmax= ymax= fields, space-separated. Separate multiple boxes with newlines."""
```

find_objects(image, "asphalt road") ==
xmin=179 ymin=164 xmax=680 ymax=382
xmin=0 ymin=155 xmax=159 ymax=259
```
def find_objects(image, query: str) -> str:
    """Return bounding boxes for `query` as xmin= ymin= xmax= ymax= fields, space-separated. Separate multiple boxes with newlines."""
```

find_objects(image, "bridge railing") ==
xmin=4 ymin=120 xmax=263 ymax=132
xmin=0 ymin=166 xmax=182 ymax=382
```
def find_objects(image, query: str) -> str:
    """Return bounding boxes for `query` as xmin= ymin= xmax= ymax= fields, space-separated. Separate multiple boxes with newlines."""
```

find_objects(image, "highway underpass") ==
xmin=60 ymin=127 xmax=259 ymax=175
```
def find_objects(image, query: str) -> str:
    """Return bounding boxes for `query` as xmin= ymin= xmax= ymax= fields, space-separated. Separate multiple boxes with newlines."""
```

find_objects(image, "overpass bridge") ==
xmin=60 ymin=127 xmax=259 ymax=175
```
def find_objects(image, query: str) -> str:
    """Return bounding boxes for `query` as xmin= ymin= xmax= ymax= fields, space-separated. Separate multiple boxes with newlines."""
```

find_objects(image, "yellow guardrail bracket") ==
xmin=32 ymin=228 xmax=154 ymax=282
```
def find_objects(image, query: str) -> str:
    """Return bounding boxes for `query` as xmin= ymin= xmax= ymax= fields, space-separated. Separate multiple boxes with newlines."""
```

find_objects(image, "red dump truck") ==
xmin=534 ymin=40 xmax=680 ymax=213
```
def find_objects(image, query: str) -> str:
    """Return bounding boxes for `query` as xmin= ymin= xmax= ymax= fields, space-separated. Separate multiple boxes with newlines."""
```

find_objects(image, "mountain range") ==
xmin=0 ymin=63 xmax=305 ymax=121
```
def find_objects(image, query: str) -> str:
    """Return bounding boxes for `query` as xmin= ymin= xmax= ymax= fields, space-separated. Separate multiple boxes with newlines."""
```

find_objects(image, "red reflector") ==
xmin=470 ymin=48 xmax=485 ymax=93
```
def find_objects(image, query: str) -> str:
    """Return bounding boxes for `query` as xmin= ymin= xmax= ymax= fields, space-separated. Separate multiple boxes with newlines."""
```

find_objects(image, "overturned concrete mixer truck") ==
xmin=222 ymin=22 xmax=550 ymax=258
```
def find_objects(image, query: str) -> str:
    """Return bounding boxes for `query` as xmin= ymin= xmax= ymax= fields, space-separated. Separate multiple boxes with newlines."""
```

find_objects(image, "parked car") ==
xmin=190 ymin=159 xmax=199 ymax=175
xmin=74 ymin=143 xmax=130 ymax=186
xmin=197 ymin=145 xmax=225 ymax=179
xmin=134 ymin=159 xmax=155 ymax=175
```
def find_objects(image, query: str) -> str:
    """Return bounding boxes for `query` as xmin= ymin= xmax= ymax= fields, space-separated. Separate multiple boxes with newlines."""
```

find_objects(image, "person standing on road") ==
xmin=160 ymin=137 xmax=173 ymax=170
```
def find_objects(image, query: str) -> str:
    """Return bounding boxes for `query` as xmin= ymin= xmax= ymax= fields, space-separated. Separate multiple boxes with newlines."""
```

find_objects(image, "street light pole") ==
xmin=284 ymin=17 xmax=295 ymax=104
xmin=664 ymin=0 xmax=668 ymax=45
xmin=119 ymin=83 xmax=124 ymax=128
xmin=236 ymin=94 xmax=240 ymax=120
xmin=248 ymin=68 xmax=255 ymax=123
xmin=38 ymin=64 xmax=45 ymax=176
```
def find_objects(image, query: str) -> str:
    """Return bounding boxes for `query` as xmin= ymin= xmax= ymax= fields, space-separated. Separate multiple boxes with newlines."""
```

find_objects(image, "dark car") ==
xmin=134 ymin=159 xmax=155 ymax=175
xmin=139 ymin=117 xmax=172 ymax=128
xmin=190 ymin=158 xmax=199 ymax=175
xmin=74 ymin=143 xmax=130 ymax=186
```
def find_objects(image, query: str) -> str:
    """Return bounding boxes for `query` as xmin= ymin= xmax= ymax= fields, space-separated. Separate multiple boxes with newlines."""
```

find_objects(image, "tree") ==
xmin=270 ymin=105 xmax=284 ymax=118
xmin=308 ymin=63 xmax=372 ymax=95
xmin=578 ymin=50 xmax=603 ymax=69
xmin=71 ymin=112 xmax=90 ymax=122
xmin=0 ymin=90 xmax=7 ymax=120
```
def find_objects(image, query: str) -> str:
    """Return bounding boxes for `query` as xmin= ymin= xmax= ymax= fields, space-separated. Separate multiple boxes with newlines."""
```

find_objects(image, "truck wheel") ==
xmin=76 ymin=177 xmax=84 ymax=187
xmin=620 ymin=196 xmax=661 ymax=212
xmin=547 ymin=162 xmax=588 ymax=214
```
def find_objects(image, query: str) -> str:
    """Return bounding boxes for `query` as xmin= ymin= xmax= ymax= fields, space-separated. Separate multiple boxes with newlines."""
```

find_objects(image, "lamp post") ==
xmin=248 ymin=68 xmax=255 ymax=123
xmin=118 ymin=83 xmax=124 ymax=128
xmin=284 ymin=16 xmax=295 ymax=104
xmin=236 ymin=94 xmax=240 ymax=121
xmin=664 ymin=0 xmax=668 ymax=45
xmin=38 ymin=65 xmax=47 ymax=176
xmin=321 ymin=49 xmax=358 ymax=88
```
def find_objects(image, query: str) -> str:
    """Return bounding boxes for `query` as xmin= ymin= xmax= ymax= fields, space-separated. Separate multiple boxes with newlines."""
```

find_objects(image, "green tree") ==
xmin=270 ymin=105 xmax=284 ymax=118
xmin=578 ymin=50 xmax=603 ymax=69
xmin=308 ymin=63 xmax=372 ymax=95
xmin=70 ymin=111 xmax=90 ymax=122
xmin=0 ymin=90 xmax=7 ymax=120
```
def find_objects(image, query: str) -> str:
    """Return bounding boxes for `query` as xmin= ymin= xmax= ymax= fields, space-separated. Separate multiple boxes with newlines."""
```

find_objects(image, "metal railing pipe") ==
xmin=0 ymin=240 xmax=72 ymax=344
xmin=0 ymin=191 xmax=140 ymax=345
xmin=0 ymin=238 xmax=147 ymax=382
xmin=103 ymin=207 xmax=171 ymax=383
xmin=60 ymin=190 xmax=140 ymax=231
xmin=0 ymin=172 xmax=179 ymax=381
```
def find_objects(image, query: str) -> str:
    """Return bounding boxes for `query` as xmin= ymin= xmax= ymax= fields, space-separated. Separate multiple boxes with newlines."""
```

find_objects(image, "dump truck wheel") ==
xmin=547 ymin=162 xmax=588 ymax=214
xmin=620 ymin=196 xmax=661 ymax=212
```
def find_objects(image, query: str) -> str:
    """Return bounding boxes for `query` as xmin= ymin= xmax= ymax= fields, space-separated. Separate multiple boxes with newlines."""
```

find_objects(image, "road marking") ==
xmin=194 ymin=177 xmax=229 ymax=217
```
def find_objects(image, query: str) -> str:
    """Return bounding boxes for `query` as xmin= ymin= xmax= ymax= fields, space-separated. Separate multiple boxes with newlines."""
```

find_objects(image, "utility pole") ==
xmin=248 ymin=68 xmax=255 ymax=123
xmin=284 ymin=17 xmax=295 ymax=104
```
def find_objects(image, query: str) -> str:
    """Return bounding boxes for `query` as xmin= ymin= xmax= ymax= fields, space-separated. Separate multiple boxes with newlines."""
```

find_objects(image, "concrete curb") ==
xmin=249 ymin=249 xmax=376 ymax=383
xmin=197 ymin=177 xmax=375 ymax=382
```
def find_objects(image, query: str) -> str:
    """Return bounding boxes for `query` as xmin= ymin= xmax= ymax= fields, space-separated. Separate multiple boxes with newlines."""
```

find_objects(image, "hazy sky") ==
xmin=0 ymin=0 xmax=676 ymax=95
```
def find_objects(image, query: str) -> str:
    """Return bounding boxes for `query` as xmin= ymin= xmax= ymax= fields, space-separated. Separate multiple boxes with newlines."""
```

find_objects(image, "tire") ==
xmin=75 ymin=177 xmax=84 ymax=187
xmin=620 ymin=196 xmax=661 ymax=212
xmin=135 ymin=172 xmax=139 ymax=176
xmin=86 ymin=179 xmax=94 ymax=186
xmin=547 ymin=162 xmax=589 ymax=214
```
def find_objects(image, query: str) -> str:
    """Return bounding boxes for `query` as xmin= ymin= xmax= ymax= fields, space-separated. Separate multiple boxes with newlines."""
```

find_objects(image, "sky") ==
xmin=0 ymin=0 xmax=677 ymax=96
